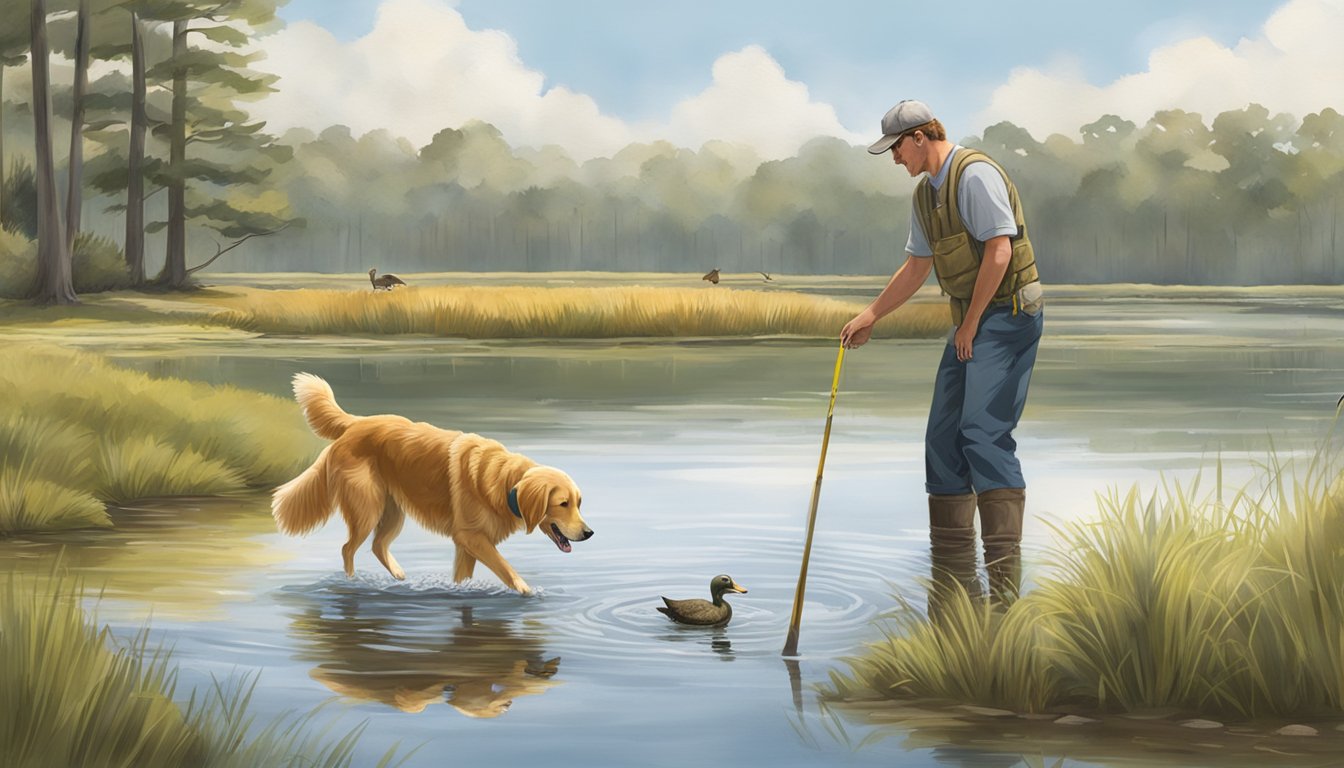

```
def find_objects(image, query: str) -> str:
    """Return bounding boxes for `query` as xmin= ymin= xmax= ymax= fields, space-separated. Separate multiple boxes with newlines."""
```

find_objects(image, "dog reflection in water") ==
xmin=285 ymin=594 xmax=561 ymax=718
xmin=317 ymin=654 xmax=560 ymax=718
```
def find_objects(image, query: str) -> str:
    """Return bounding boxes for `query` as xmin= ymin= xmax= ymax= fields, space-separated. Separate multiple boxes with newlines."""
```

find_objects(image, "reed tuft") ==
xmin=825 ymin=446 xmax=1344 ymax=719
xmin=0 ymin=568 xmax=406 ymax=767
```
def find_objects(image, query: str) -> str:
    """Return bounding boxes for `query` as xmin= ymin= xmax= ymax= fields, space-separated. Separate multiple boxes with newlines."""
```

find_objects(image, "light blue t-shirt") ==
xmin=906 ymin=145 xmax=1018 ymax=257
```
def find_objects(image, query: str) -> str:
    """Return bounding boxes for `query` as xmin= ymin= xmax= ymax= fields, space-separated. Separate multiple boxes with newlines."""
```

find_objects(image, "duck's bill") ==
xmin=730 ymin=582 xmax=748 ymax=593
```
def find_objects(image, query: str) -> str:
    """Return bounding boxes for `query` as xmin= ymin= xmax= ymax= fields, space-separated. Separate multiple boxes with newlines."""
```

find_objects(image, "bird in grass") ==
xmin=702 ymin=268 xmax=720 ymax=285
xmin=657 ymin=574 xmax=747 ymax=627
xmin=369 ymin=268 xmax=407 ymax=291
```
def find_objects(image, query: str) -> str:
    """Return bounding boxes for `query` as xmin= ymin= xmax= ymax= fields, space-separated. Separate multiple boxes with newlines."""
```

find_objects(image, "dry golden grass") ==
xmin=214 ymin=285 xmax=950 ymax=339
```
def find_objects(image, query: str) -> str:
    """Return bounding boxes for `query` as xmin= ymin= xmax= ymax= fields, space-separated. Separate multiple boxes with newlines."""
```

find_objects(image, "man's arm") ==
xmin=951 ymin=235 xmax=1011 ymax=360
xmin=951 ymin=161 xmax=1019 ymax=361
xmin=841 ymin=254 xmax=934 ymax=349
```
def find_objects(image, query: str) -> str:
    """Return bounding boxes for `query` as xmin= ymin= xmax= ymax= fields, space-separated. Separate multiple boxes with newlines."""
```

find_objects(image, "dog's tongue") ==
xmin=547 ymin=524 xmax=572 ymax=553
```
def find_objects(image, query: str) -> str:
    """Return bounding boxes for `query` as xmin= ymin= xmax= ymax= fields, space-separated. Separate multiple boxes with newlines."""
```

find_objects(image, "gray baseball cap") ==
xmin=867 ymin=99 xmax=935 ymax=154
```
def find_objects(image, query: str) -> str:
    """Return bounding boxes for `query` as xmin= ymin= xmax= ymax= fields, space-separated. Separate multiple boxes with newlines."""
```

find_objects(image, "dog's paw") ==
xmin=392 ymin=568 xmax=406 ymax=580
xmin=516 ymin=581 xmax=534 ymax=596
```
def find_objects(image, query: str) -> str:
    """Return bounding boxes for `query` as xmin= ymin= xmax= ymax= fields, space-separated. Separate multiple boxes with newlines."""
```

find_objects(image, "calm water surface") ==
xmin=5 ymin=286 xmax=1344 ymax=767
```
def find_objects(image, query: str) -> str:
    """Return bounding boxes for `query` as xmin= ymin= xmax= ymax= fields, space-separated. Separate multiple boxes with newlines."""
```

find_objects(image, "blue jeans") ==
xmin=925 ymin=305 xmax=1043 ymax=495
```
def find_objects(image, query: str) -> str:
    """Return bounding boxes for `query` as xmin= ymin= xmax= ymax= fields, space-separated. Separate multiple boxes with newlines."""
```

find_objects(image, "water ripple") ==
xmin=280 ymin=572 xmax=536 ymax=599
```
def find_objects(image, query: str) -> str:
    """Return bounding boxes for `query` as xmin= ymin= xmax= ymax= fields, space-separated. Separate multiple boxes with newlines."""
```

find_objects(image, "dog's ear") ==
xmin=513 ymin=474 xmax=549 ymax=534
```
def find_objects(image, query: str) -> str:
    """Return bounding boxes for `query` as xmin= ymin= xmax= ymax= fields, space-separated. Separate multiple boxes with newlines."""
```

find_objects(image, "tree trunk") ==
xmin=160 ymin=19 xmax=188 ymax=288
xmin=64 ymin=0 xmax=90 ymax=249
xmin=125 ymin=11 xmax=146 ymax=284
xmin=0 ymin=64 xmax=6 ymax=228
xmin=30 ymin=0 xmax=76 ymax=305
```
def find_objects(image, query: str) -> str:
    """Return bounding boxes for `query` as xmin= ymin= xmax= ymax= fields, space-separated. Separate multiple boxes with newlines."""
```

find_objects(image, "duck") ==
xmin=701 ymin=268 xmax=720 ymax=285
xmin=657 ymin=574 xmax=747 ymax=627
xmin=369 ymin=268 xmax=407 ymax=291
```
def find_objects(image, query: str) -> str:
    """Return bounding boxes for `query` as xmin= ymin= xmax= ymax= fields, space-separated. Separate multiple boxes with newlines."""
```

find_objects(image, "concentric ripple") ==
xmin=501 ymin=531 xmax=932 ymax=663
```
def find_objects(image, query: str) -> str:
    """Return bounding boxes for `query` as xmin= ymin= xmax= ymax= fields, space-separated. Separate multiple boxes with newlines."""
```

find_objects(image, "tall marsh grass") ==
xmin=825 ymin=446 xmax=1344 ymax=719
xmin=217 ymin=285 xmax=950 ymax=339
xmin=0 ymin=569 xmax=404 ymax=768
xmin=0 ymin=345 xmax=318 ymax=534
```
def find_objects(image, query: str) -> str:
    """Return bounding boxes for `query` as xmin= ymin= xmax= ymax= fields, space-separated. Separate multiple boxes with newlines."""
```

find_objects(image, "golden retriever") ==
xmin=271 ymin=373 xmax=592 ymax=594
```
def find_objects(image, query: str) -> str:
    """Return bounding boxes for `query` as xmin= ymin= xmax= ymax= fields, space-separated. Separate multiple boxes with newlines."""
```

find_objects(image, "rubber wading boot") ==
xmin=928 ymin=492 xmax=980 ymax=621
xmin=978 ymin=487 xmax=1025 ymax=609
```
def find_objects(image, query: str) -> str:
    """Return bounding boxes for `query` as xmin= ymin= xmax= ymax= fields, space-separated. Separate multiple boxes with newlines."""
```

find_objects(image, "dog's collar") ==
xmin=507 ymin=486 xmax=523 ymax=519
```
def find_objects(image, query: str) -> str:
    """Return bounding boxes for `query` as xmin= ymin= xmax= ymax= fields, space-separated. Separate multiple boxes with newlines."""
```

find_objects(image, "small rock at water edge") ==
xmin=1054 ymin=715 xmax=1100 ymax=726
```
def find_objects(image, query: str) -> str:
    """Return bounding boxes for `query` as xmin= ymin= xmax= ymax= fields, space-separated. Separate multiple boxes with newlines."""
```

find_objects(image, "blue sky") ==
xmin=278 ymin=1 xmax=1274 ymax=125
xmin=256 ymin=0 xmax=1341 ymax=160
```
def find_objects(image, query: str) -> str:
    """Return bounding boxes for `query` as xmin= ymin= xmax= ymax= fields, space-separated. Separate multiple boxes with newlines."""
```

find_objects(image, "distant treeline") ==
xmin=7 ymin=97 xmax=1344 ymax=283
xmin=156 ymin=106 xmax=1344 ymax=283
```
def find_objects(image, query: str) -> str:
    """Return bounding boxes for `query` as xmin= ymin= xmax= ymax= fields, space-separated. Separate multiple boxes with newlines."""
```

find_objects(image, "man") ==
xmin=840 ymin=99 xmax=1044 ymax=610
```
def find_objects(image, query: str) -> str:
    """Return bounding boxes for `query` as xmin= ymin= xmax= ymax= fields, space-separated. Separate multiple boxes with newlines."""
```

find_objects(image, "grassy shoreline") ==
xmin=1 ymin=569 xmax=404 ymax=768
xmin=823 ymin=449 xmax=1344 ymax=722
xmin=0 ymin=281 xmax=952 ymax=343
xmin=7 ymin=275 xmax=1339 ymax=345
xmin=0 ymin=345 xmax=317 ymax=535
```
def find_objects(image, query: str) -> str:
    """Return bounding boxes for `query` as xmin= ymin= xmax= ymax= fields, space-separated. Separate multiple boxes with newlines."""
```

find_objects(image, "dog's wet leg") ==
xmin=455 ymin=533 xmax=530 ymax=594
xmin=372 ymin=497 xmax=407 ymax=580
xmin=453 ymin=548 xmax=477 ymax=582
xmin=341 ymin=524 xmax=373 ymax=577
xmin=336 ymin=466 xmax=382 ymax=577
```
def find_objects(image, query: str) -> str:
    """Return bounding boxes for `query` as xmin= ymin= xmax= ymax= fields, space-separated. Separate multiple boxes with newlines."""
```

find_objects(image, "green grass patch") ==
xmin=0 ymin=230 xmax=137 ymax=299
xmin=0 ymin=568 xmax=406 ymax=768
xmin=825 ymin=446 xmax=1344 ymax=719
xmin=0 ymin=345 xmax=318 ymax=534
xmin=213 ymin=284 xmax=950 ymax=339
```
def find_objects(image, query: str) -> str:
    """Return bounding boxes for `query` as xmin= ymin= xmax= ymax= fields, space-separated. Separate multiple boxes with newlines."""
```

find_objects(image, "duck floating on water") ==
xmin=657 ymin=574 xmax=747 ymax=627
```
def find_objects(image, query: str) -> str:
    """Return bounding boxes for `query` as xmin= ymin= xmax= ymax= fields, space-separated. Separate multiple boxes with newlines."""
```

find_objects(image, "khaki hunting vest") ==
xmin=913 ymin=149 xmax=1040 ymax=326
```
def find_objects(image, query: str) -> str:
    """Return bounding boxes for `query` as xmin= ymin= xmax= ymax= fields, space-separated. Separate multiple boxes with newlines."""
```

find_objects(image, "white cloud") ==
xmin=657 ymin=45 xmax=866 ymax=159
xmin=975 ymin=0 xmax=1344 ymax=138
xmin=249 ymin=0 xmax=859 ymax=161
xmin=249 ymin=0 xmax=630 ymax=158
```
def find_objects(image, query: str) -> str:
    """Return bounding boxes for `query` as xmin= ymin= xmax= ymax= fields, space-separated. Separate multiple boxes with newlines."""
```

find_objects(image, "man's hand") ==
xmin=953 ymin=323 xmax=975 ymax=361
xmin=841 ymin=310 xmax=876 ymax=349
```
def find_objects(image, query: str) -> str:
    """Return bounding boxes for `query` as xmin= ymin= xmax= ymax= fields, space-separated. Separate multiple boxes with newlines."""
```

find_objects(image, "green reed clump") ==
xmin=1227 ymin=451 xmax=1344 ymax=714
xmin=0 ymin=570 xmax=405 ymax=768
xmin=825 ymin=447 xmax=1344 ymax=719
xmin=827 ymin=583 xmax=1063 ymax=714
xmin=217 ymin=285 xmax=950 ymax=339
xmin=0 ymin=345 xmax=318 ymax=534
xmin=0 ymin=230 xmax=135 ymax=298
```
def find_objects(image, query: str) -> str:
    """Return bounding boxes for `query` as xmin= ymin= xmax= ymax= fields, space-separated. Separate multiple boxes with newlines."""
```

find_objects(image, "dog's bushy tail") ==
xmin=272 ymin=445 xmax=335 ymax=535
xmin=293 ymin=373 xmax=356 ymax=440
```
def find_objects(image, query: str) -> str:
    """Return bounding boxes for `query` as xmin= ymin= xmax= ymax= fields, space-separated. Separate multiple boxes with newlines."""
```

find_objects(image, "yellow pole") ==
xmin=782 ymin=344 xmax=845 ymax=657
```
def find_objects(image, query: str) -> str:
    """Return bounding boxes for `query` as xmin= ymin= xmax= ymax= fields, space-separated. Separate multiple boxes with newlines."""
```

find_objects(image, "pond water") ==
xmin=5 ymin=285 xmax=1344 ymax=767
